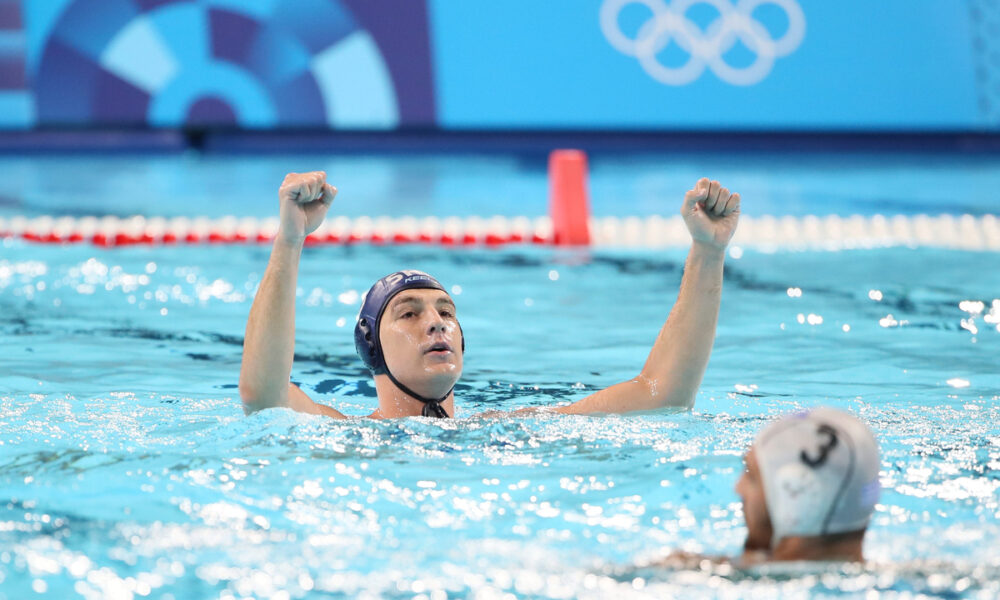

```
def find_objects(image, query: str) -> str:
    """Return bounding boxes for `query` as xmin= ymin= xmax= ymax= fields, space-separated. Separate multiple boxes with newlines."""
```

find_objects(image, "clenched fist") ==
xmin=681 ymin=178 xmax=740 ymax=250
xmin=277 ymin=171 xmax=337 ymax=244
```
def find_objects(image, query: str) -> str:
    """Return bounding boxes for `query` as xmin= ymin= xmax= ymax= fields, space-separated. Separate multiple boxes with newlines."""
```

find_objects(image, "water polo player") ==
xmin=238 ymin=170 xmax=740 ymax=418
xmin=735 ymin=407 xmax=881 ymax=564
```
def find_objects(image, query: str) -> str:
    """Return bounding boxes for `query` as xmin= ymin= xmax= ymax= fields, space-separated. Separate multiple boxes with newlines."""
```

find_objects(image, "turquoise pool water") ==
xmin=1 ymin=153 xmax=999 ymax=599
xmin=2 ymin=151 xmax=1000 ymax=219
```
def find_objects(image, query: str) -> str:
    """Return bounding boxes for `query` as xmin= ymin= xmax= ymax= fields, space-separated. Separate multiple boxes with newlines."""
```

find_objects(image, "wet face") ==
xmin=379 ymin=288 xmax=463 ymax=398
xmin=735 ymin=447 xmax=774 ymax=551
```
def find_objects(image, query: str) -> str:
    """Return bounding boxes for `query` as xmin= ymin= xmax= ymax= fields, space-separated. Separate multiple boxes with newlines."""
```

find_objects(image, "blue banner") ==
xmin=429 ymin=0 xmax=985 ymax=130
xmin=0 ymin=0 xmax=997 ymax=131
xmin=12 ymin=0 xmax=434 ymax=129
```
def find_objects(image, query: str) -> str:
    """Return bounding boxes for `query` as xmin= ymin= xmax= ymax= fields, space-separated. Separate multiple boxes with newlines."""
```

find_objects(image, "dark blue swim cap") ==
xmin=354 ymin=270 xmax=463 ymax=374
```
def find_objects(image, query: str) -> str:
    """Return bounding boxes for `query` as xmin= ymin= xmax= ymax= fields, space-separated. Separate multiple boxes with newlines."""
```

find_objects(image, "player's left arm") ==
xmin=553 ymin=178 xmax=740 ymax=415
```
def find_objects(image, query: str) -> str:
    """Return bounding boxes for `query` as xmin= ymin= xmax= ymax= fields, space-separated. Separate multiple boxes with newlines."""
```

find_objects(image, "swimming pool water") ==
xmin=1 ymin=235 xmax=998 ymax=598
xmin=2 ymin=151 xmax=1000 ymax=220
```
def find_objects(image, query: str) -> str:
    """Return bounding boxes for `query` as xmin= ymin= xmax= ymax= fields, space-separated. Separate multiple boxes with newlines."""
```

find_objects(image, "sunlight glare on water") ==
xmin=1 ymin=241 xmax=999 ymax=599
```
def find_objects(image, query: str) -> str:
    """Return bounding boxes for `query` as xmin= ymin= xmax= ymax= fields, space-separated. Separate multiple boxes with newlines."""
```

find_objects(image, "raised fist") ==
xmin=277 ymin=171 xmax=337 ymax=244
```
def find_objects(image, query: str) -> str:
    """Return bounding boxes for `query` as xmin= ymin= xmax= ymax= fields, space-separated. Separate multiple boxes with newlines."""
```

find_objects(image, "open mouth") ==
xmin=425 ymin=342 xmax=453 ymax=354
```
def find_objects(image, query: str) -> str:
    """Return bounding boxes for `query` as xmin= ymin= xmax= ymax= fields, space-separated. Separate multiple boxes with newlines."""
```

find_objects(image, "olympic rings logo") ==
xmin=600 ymin=0 xmax=806 ymax=86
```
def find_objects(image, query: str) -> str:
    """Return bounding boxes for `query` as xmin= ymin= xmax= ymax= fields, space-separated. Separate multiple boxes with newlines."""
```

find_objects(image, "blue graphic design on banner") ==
xmin=0 ymin=0 xmax=33 ymax=128
xmin=429 ymin=0 xmax=983 ymax=130
xmin=2 ymin=0 xmax=998 ymax=131
xmin=23 ymin=0 xmax=435 ymax=128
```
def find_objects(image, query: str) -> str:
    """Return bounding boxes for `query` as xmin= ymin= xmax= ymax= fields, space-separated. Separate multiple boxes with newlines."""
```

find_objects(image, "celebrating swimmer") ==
xmin=238 ymin=170 xmax=740 ymax=418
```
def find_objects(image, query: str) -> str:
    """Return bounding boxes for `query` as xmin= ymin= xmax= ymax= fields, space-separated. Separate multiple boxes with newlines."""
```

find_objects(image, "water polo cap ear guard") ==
xmin=354 ymin=270 xmax=465 ymax=417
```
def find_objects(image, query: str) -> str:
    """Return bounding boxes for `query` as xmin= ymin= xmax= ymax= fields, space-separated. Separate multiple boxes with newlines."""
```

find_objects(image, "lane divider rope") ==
xmin=0 ymin=215 xmax=998 ymax=250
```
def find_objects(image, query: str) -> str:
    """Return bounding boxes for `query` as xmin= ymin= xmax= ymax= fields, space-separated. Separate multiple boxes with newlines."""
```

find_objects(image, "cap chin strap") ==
xmin=384 ymin=368 xmax=452 ymax=418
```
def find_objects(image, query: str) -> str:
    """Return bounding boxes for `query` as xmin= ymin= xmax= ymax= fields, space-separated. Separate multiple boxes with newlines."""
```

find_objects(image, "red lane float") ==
xmin=549 ymin=149 xmax=592 ymax=246
xmin=0 ymin=151 xmax=595 ymax=248
xmin=0 ymin=214 xmax=997 ymax=249
xmin=2 ymin=150 xmax=999 ymax=252
xmin=0 ymin=215 xmax=561 ymax=247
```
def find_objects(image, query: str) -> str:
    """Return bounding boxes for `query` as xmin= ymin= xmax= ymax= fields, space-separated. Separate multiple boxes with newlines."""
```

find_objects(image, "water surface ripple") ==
xmin=1 ymin=244 xmax=998 ymax=599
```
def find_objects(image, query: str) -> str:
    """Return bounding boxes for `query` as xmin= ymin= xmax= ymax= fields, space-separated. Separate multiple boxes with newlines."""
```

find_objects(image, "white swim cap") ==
xmin=754 ymin=408 xmax=880 ymax=546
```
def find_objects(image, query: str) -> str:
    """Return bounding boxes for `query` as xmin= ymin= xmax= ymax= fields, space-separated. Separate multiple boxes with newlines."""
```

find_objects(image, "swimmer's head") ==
xmin=736 ymin=408 xmax=880 ymax=550
xmin=355 ymin=270 xmax=464 ymax=417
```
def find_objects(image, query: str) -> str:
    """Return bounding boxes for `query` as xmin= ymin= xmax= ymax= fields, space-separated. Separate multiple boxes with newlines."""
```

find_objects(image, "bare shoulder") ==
xmin=287 ymin=383 xmax=348 ymax=419
xmin=309 ymin=402 xmax=348 ymax=419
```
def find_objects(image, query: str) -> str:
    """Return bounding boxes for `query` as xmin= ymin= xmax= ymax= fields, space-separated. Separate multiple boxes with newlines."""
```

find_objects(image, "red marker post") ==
xmin=548 ymin=149 xmax=592 ymax=246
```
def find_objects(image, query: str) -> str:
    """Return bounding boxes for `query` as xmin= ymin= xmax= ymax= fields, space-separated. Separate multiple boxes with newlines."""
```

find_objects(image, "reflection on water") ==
xmin=1 ymin=392 xmax=998 ymax=599
xmin=1 ymin=244 xmax=999 ymax=598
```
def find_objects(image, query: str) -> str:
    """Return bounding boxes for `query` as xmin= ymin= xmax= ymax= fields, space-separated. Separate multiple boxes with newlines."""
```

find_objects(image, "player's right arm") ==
xmin=238 ymin=171 xmax=346 ymax=418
